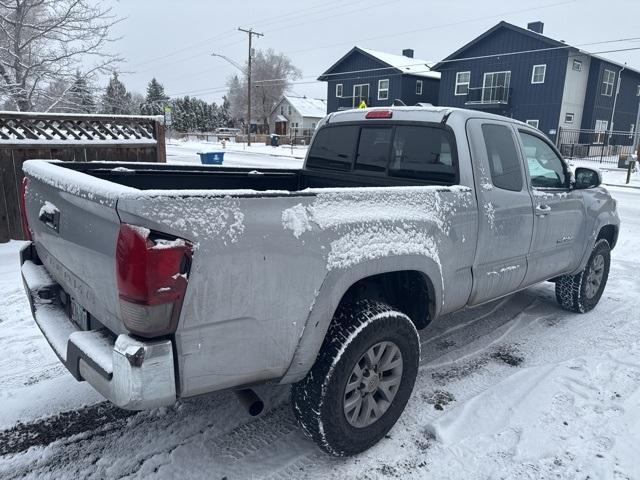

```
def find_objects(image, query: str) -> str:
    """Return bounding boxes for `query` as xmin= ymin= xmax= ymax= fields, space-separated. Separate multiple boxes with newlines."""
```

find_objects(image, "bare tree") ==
xmin=0 ymin=0 xmax=122 ymax=112
xmin=226 ymin=49 xmax=301 ymax=131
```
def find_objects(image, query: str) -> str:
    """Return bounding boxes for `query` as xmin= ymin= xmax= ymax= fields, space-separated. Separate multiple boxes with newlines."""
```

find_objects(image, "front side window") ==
xmin=378 ymin=79 xmax=389 ymax=100
xmin=519 ymin=131 xmax=567 ymax=189
xmin=416 ymin=80 xmax=423 ymax=95
xmin=455 ymin=71 xmax=470 ymax=96
xmin=306 ymin=126 xmax=358 ymax=171
xmin=602 ymin=69 xmax=615 ymax=96
xmin=481 ymin=124 xmax=523 ymax=192
xmin=531 ymin=64 xmax=546 ymax=84
xmin=336 ymin=83 xmax=343 ymax=97
xmin=565 ymin=113 xmax=574 ymax=124
xmin=389 ymin=126 xmax=455 ymax=180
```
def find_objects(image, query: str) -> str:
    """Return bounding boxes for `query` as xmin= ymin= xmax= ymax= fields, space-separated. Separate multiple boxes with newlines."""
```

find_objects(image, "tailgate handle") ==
xmin=39 ymin=203 xmax=60 ymax=232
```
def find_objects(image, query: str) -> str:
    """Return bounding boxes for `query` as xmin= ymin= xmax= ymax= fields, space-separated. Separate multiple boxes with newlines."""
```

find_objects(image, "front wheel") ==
xmin=555 ymin=239 xmax=611 ymax=313
xmin=291 ymin=300 xmax=420 ymax=456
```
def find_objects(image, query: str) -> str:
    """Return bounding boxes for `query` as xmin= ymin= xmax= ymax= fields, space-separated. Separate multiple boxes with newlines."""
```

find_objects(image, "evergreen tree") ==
xmin=101 ymin=72 xmax=133 ymax=114
xmin=141 ymin=78 xmax=170 ymax=115
xmin=218 ymin=96 xmax=232 ymax=127
xmin=67 ymin=72 xmax=96 ymax=113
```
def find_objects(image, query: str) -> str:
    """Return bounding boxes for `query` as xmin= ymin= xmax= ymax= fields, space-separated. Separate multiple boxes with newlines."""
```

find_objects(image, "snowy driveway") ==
xmin=1 ymin=186 xmax=639 ymax=479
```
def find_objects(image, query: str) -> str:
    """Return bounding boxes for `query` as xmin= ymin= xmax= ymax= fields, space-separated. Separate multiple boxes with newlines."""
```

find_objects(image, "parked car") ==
xmin=214 ymin=127 xmax=241 ymax=141
xmin=20 ymin=106 xmax=619 ymax=456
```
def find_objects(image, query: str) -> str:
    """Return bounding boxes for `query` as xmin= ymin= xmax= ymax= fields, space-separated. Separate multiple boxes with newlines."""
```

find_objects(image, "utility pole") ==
xmin=238 ymin=27 xmax=263 ymax=146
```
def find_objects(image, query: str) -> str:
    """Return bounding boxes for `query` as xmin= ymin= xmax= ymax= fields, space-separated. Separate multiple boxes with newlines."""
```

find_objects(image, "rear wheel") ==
xmin=555 ymin=239 xmax=610 ymax=313
xmin=291 ymin=300 xmax=420 ymax=456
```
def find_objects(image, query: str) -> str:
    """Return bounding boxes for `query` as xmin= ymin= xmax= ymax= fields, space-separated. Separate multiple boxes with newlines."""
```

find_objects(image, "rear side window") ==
xmin=355 ymin=127 xmax=392 ymax=172
xmin=481 ymin=124 xmax=523 ymax=192
xmin=306 ymin=126 xmax=359 ymax=171
xmin=389 ymin=126 xmax=456 ymax=180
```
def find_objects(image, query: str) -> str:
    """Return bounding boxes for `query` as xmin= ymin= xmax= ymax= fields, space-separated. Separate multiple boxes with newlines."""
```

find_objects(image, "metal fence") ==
xmin=556 ymin=127 xmax=638 ymax=166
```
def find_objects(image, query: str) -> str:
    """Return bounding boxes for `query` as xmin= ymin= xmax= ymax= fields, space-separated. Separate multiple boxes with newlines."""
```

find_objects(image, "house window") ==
xmin=336 ymin=83 xmax=343 ymax=98
xmin=601 ymin=69 xmax=615 ymax=96
xmin=482 ymin=71 xmax=511 ymax=103
xmin=352 ymin=84 xmax=370 ymax=108
xmin=526 ymin=119 xmax=540 ymax=129
xmin=572 ymin=59 xmax=582 ymax=71
xmin=312 ymin=122 xmax=317 ymax=129
xmin=378 ymin=79 xmax=389 ymax=100
xmin=416 ymin=80 xmax=423 ymax=95
xmin=288 ymin=106 xmax=293 ymax=115
xmin=455 ymin=71 xmax=470 ymax=96
xmin=594 ymin=119 xmax=608 ymax=143
xmin=531 ymin=64 xmax=546 ymax=84
xmin=564 ymin=113 xmax=574 ymax=124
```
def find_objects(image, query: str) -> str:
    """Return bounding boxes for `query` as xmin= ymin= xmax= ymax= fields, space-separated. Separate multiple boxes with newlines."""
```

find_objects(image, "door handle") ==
xmin=535 ymin=204 xmax=551 ymax=217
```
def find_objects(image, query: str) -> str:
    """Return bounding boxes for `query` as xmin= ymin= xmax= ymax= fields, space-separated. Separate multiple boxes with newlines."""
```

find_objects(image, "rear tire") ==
xmin=291 ymin=300 xmax=420 ymax=456
xmin=555 ymin=239 xmax=610 ymax=313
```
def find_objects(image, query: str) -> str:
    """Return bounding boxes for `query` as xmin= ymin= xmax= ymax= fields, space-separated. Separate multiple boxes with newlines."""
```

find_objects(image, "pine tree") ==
xmin=101 ymin=72 xmax=133 ymax=114
xmin=67 ymin=72 xmax=96 ymax=113
xmin=141 ymin=78 xmax=169 ymax=115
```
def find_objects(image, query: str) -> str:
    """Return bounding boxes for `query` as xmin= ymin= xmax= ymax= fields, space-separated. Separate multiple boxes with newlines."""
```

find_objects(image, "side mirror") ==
xmin=574 ymin=167 xmax=602 ymax=189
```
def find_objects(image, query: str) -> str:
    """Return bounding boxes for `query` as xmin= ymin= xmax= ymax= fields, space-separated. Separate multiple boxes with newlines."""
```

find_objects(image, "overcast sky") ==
xmin=104 ymin=0 xmax=640 ymax=103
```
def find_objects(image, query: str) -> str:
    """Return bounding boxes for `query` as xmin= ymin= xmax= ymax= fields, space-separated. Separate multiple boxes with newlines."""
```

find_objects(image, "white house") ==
xmin=269 ymin=96 xmax=327 ymax=136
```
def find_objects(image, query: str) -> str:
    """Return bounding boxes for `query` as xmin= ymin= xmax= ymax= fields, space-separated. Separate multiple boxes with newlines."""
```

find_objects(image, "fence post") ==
xmin=155 ymin=120 xmax=166 ymax=163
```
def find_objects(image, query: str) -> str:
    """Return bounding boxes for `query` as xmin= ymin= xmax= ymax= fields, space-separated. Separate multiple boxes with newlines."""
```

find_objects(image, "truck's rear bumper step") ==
xmin=21 ymin=243 xmax=177 ymax=410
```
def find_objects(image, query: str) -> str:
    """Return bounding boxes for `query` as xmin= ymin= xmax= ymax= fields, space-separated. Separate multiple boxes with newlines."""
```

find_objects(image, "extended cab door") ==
xmin=466 ymin=119 xmax=534 ymax=305
xmin=516 ymin=128 xmax=587 ymax=285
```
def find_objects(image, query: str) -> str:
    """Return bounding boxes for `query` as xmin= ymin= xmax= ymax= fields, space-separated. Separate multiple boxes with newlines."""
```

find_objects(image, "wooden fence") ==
xmin=0 ymin=112 xmax=166 ymax=242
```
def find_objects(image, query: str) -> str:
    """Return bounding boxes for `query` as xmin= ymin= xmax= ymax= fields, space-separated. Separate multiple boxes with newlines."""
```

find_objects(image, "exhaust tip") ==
xmin=235 ymin=389 xmax=264 ymax=416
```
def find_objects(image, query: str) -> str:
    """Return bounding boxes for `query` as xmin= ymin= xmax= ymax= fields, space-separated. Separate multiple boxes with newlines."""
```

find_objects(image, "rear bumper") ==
xmin=20 ymin=243 xmax=177 ymax=410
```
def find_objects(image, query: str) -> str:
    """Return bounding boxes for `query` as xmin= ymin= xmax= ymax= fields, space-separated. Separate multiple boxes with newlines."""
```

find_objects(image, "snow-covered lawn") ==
xmin=1 ymin=185 xmax=639 ymax=479
xmin=166 ymin=139 xmax=307 ymax=169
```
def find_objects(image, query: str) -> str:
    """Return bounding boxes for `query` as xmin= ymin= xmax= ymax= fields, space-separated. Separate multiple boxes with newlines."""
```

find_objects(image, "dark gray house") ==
xmin=432 ymin=21 xmax=640 ymax=143
xmin=318 ymin=47 xmax=440 ymax=113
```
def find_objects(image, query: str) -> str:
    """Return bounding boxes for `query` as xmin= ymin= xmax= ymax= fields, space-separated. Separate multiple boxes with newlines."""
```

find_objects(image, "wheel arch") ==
xmin=280 ymin=254 xmax=442 ymax=385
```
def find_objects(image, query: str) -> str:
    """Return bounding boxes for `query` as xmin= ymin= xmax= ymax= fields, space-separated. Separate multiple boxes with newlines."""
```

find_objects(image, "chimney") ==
xmin=402 ymin=49 xmax=414 ymax=58
xmin=527 ymin=21 xmax=544 ymax=34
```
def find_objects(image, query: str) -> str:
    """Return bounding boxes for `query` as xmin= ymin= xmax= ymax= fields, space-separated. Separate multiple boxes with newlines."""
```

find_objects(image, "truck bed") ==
xmin=59 ymin=161 xmax=454 ymax=193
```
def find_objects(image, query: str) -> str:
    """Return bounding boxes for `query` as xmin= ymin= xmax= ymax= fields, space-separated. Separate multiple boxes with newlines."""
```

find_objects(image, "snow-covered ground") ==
xmin=1 ymin=165 xmax=640 ymax=478
xmin=166 ymin=139 xmax=307 ymax=169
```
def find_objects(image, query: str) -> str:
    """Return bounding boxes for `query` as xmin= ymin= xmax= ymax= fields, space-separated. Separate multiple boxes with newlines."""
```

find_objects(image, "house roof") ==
xmin=318 ymin=46 xmax=441 ymax=81
xmin=431 ymin=21 xmax=640 ymax=75
xmin=272 ymin=96 xmax=327 ymax=118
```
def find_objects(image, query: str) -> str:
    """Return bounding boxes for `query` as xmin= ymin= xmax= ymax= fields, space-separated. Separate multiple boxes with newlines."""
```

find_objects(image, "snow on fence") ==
xmin=0 ymin=111 xmax=166 ymax=242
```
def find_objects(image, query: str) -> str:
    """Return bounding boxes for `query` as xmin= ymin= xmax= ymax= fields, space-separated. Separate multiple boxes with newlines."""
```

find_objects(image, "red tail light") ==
xmin=365 ymin=110 xmax=393 ymax=119
xmin=20 ymin=177 xmax=32 ymax=241
xmin=116 ymin=224 xmax=192 ymax=337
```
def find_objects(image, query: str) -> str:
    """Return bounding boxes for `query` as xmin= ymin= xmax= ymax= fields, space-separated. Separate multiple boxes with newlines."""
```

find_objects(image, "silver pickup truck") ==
xmin=20 ymin=106 xmax=619 ymax=456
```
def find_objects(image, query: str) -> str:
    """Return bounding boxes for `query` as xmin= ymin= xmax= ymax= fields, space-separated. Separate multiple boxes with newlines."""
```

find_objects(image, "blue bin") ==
xmin=198 ymin=151 xmax=225 ymax=165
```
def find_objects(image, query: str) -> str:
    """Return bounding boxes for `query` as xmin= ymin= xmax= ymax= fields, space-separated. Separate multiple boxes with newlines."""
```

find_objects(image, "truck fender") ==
xmin=571 ymin=209 xmax=619 ymax=275
xmin=279 ymin=254 xmax=442 ymax=385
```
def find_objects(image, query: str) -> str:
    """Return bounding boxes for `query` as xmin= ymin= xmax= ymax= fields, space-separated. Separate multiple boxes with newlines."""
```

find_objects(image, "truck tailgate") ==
xmin=23 ymin=161 xmax=137 ymax=335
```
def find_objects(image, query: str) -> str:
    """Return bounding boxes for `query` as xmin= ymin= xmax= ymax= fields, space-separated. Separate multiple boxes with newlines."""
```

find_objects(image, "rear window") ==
xmin=306 ymin=126 xmax=359 ymax=171
xmin=355 ymin=127 xmax=392 ymax=173
xmin=306 ymin=123 xmax=457 ymax=183
xmin=389 ymin=126 xmax=455 ymax=180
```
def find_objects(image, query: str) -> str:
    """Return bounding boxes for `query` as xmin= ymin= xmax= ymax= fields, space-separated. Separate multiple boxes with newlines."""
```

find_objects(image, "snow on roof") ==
xmin=358 ymin=47 xmax=441 ymax=79
xmin=284 ymin=96 xmax=327 ymax=118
